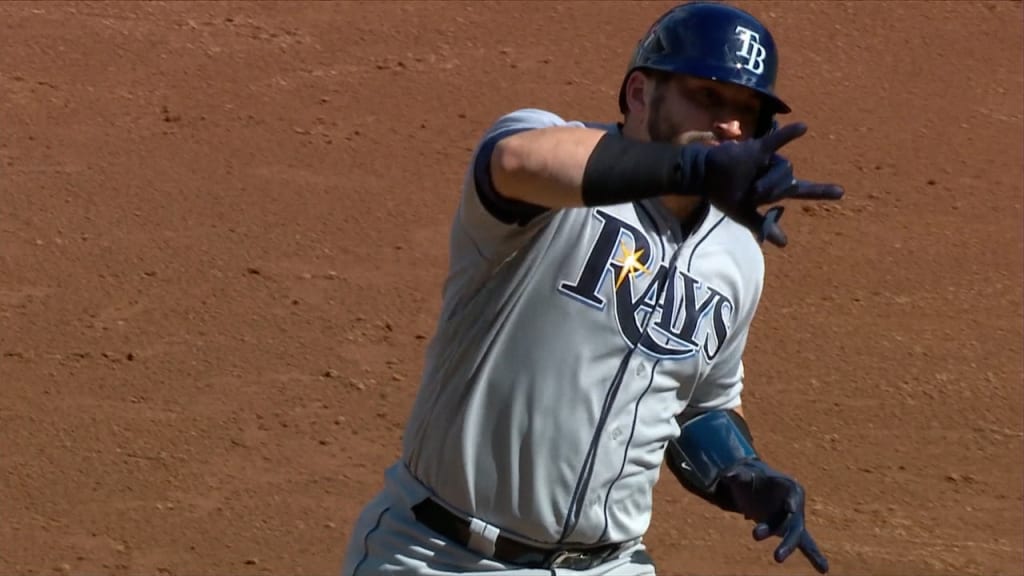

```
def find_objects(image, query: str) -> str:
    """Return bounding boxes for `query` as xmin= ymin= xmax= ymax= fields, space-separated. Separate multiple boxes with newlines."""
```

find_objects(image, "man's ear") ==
xmin=623 ymin=70 xmax=650 ymax=117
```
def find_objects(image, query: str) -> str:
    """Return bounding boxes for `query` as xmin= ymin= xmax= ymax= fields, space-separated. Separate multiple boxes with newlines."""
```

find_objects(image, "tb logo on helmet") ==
xmin=734 ymin=25 xmax=767 ymax=74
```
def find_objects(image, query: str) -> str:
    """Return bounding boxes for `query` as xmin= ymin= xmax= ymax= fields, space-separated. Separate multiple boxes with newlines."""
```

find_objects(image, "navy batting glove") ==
xmin=718 ymin=459 xmax=830 ymax=574
xmin=680 ymin=122 xmax=844 ymax=247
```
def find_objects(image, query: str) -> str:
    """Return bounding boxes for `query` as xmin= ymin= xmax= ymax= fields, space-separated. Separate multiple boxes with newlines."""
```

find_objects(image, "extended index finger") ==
xmin=798 ymin=531 xmax=830 ymax=574
xmin=790 ymin=180 xmax=846 ymax=201
xmin=759 ymin=122 xmax=808 ymax=153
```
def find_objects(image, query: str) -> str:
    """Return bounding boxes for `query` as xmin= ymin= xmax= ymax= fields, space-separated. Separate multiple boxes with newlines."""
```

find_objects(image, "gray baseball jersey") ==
xmin=399 ymin=107 xmax=765 ymax=547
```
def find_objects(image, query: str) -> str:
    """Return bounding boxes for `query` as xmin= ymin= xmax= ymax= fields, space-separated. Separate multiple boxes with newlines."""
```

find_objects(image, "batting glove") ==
xmin=681 ymin=122 xmax=844 ymax=247
xmin=717 ymin=458 xmax=830 ymax=574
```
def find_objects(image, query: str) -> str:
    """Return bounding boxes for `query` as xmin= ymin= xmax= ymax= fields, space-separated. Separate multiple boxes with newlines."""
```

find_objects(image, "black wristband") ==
xmin=665 ymin=410 xmax=758 ymax=513
xmin=580 ymin=132 xmax=707 ymax=206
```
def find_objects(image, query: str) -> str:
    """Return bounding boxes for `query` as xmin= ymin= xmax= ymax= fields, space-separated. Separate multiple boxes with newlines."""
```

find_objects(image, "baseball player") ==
xmin=341 ymin=2 xmax=843 ymax=575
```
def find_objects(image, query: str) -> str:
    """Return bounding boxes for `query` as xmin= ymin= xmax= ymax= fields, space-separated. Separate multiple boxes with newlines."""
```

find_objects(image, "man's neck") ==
xmin=619 ymin=117 xmax=708 ymax=224
xmin=659 ymin=195 xmax=705 ymax=222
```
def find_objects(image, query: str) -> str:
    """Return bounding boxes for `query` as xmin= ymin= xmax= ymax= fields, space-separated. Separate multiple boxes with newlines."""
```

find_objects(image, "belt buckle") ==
xmin=549 ymin=550 xmax=592 ymax=570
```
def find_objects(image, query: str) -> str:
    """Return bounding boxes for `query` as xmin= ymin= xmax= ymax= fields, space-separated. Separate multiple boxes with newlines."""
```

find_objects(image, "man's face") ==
xmin=645 ymin=74 xmax=764 ymax=144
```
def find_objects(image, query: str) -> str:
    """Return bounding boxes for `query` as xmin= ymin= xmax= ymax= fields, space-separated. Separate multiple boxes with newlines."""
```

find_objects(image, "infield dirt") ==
xmin=1 ymin=2 xmax=1021 ymax=575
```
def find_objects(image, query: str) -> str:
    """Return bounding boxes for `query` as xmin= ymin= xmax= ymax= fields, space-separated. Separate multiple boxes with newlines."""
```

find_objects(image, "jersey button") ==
xmin=610 ymin=427 xmax=623 ymax=441
xmin=636 ymin=362 xmax=647 ymax=376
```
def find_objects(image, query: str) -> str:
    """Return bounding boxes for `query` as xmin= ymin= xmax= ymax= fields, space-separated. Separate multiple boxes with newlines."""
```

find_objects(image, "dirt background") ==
xmin=0 ymin=1 xmax=1020 ymax=575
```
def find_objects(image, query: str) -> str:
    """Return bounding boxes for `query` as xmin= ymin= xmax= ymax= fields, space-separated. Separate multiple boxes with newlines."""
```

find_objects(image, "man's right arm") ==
xmin=489 ymin=126 xmax=606 ymax=209
xmin=474 ymin=110 xmax=842 ymax=248
xmin=489 ymin=125 xmax=702 ymax=209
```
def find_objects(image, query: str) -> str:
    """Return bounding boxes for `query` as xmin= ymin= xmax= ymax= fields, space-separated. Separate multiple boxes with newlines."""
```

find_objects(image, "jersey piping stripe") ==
xmin=561 ymin=209 xmax=725 ymax=544
xmin=558 ymin=347 xmax=637 ymax=542
xmin=596 ymin=358 xmax=661 ymax=543
xmin=557 ymin=202 xmax=671 ymax=543
xmin=687 ymin=215 xmax=726 ymax=272
xmin=351 ymin=505 xmax=391 ymax=576
xmin=592 ymin=200 xmax=674 ymax=544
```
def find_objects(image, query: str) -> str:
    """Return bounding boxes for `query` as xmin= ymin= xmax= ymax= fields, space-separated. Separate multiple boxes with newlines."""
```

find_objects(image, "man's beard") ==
xmin=644 ymin=89 xmax=711 ymax=222
xmin=645 ymin=88 xmax=679 ymax=143
xmin=645 ymin=90 xmax=718 ymax=146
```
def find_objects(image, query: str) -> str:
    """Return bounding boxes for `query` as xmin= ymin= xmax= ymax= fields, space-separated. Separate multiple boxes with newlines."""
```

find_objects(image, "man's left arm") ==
xmin=666 ymin=406 xmax=829 ymax=574
xmin=665 ymin=249 xmax=830 ymax=574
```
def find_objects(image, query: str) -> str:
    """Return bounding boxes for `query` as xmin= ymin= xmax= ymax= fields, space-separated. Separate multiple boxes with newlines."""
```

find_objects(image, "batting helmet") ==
xmin=617 ymin=1 xmax=790 ymax=132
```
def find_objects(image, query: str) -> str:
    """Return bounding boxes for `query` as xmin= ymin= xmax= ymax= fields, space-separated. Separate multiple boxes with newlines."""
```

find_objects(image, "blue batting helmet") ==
xmin=617 ymin=2 xmax=791 ymax=128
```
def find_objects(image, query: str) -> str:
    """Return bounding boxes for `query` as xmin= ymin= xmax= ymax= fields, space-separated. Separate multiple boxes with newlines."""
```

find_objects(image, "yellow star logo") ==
xmin=613 ymin=240 xmax=651 ymax=289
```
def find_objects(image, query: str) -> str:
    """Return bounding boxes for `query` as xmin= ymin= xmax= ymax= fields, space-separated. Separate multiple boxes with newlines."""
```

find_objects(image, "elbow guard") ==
xmin=665 ymin=410 xmax=758 ymax=512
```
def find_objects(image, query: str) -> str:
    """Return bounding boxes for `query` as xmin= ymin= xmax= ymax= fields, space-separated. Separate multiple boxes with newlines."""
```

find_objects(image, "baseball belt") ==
xmin=411 ymin=498 xmax=628 ymax=570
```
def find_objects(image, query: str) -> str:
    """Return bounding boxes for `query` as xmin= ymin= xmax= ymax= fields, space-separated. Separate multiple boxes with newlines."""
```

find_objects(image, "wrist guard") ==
xmin=665 ymin=410 xmax=758 ymax=513
xmin=580 ymin=132 xmax=706 ymax=206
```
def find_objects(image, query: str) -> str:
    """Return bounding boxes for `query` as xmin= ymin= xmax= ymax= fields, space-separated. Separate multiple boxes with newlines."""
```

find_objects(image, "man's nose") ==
xmin=713 ymin=119 xmax=743 ymax=141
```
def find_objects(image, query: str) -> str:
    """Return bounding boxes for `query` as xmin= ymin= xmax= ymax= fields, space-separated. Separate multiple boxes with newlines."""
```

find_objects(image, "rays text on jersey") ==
xmin=558 ymin=209 xmax=733 ymax=361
